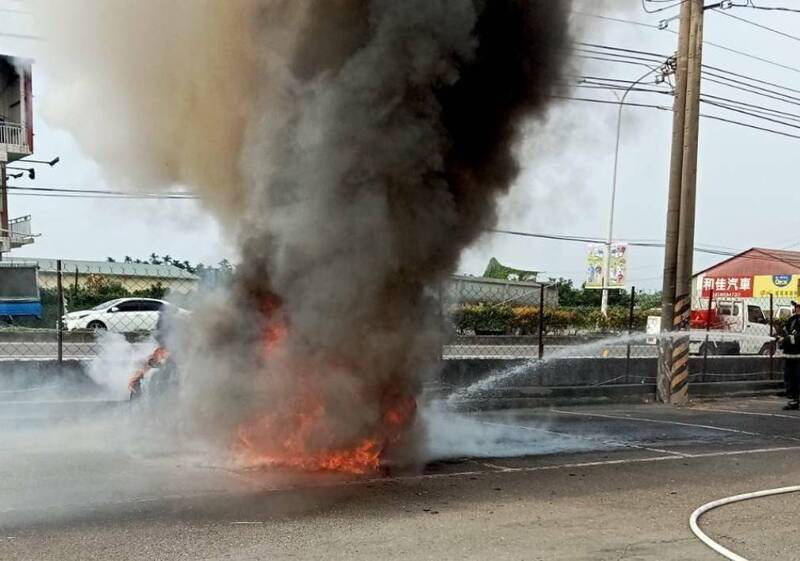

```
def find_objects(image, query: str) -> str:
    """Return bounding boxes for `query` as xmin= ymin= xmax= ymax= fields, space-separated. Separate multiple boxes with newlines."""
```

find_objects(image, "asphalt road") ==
xmin=3 ymin=396 xmax=800 ymax=560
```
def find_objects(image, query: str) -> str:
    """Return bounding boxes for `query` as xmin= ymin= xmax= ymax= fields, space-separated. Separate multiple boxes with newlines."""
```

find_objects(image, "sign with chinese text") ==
xmin=700 ymin=276 xmax=753 ymax=298
xmin=586 ymin=243 xmax=627 ymax=289
xmin=752 ymin=275 xmax=800 ymax=298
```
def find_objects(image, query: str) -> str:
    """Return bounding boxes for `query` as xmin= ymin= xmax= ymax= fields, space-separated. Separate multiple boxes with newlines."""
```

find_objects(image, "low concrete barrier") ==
xmin=440 ymin=356 xmax=781 ymax=387
xmin=0 ymin=356 xmax=784 ymax=410
xmin=440 ymin=356 xmax=783 ymax=408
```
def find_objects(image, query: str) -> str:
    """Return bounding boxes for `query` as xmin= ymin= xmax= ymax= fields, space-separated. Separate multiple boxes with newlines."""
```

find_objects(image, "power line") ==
xmin=700 ymin=111 xmax=800 ymax=140
xmin=570 ymin=10 xmax=661 ymax=30
xmin=571 ymin=10 xmax=800 ymax=76
xmin=487 ymin=228 xmax=739 ymax=257
xmin=573 ymin=41 xmax=669 ymax=60
xmin=703 ymin=63 xmax=800 ymax=96
xmin=578 ymin=78 xmax=800 ymax=127
xmin=559 ymin=65 xmax=800 ymax=130
xmin=700 ymin=93 xmax=800 ymax=123
xmin=572 ymin=48 xmax=667 ymax=67
xmin=714 ymin=7 xmax=800 ymax=42
xmin=0 ymin=31 xmax=39 ymax=40
xmin=549 ymin=94 xmax=673 ymax=111
xmin=572 ymin=42 xmax=800 ymax=107
xmin=642 ymin=0 xmax=688 ymax=14
xmin=550 ymin=94 xmax=800 ymax=141
xmin=730 ymin=1 xmax=800 ymax=13
xmin=565 ymin=83 xmax=673 ymax=96
xmin=702 ymin=38 xmax=800 ymax=75
xmin=6 ymin=184 xmax=199 ymax=199
xmin=702 ymin=74 xmax=800 ymax=109
xmin=573 ymin=53 xmax=664 ymax=71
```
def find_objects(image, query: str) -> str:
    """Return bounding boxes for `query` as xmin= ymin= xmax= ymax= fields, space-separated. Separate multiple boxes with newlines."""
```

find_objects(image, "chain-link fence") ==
xmin=0 ymin=262 xmax=789 ymax=386
xmin=441 ymin=276 xmax=655 ymax=360
xmin=0 ymin=259 xmax=206 ymax=362
xmin=440 ymin=277 xmax=788 ymax=384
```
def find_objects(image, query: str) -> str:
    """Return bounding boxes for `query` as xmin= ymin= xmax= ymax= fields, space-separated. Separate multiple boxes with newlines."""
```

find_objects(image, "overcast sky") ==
xmin=0 ymin=1 xmax=798 ymax=289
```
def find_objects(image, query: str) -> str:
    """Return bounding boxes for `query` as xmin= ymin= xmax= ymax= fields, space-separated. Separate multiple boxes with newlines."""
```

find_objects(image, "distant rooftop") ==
xmin=5 ymin=257 xmax=199 ymax=280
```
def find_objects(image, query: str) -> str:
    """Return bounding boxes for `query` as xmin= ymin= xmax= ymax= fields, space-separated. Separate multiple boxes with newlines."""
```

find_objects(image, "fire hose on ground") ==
xmin=690 ymin=485 xmax=800 ymax=561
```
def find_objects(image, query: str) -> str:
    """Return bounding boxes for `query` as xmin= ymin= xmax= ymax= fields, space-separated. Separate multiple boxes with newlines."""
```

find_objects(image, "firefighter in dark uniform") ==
xmin=779 ymin=300 xmax=800 ymax=410
xmin=127 ymin=311 xmax=178 ymax=401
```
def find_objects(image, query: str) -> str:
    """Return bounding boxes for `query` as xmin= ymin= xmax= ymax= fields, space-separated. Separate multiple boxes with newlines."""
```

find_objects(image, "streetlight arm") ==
xmin=601 ymin=64 xmax=664 ymax=316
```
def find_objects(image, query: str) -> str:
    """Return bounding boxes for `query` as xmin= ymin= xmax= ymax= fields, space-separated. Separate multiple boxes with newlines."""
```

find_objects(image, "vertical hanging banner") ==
xmin=586 ymin=243 xmax=627 ymax=289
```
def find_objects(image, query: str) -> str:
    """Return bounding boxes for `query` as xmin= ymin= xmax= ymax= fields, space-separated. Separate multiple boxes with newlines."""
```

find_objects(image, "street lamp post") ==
xmin=600 ymin=67 xmax=663 ymax=317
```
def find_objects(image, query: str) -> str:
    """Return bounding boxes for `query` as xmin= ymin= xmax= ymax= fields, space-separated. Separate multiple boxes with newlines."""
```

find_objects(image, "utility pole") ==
xmin=657 ymin=0 xmax=705 ymax=404
xmin=0 ymin=162 xmax=6 ymax=262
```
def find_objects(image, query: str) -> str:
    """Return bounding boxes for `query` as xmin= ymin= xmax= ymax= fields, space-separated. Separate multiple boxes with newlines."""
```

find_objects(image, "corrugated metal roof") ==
xmin=5 ymin=257 xmax=199 ymax=280
xmin=694 ymin=247 xmax=800 ymax=277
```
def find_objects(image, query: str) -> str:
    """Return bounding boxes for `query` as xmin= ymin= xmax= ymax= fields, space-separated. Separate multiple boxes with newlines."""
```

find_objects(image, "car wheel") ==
xmin=87 ymin=320 xmax=107 ymax=332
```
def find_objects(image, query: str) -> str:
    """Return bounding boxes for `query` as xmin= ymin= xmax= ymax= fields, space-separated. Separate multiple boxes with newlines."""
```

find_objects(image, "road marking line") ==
xmin=9 ymin=447 xmax=800 ymax=513
xmin=691 ymin=407 xmax=800 ymax=420
xmin=476 ymin=420 xmax=691 ymax=457
xmin=550 ymin=409 xmax=761 ymax=436
xmin=478 ymin=461 xmax=515 ymax=472
xmin=352 ymin=445 xmax=800 ymax=486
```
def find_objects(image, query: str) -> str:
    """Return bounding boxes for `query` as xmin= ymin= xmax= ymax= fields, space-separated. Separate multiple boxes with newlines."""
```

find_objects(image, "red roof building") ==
xmin=694 ymin=248 xmax=800 ymax=301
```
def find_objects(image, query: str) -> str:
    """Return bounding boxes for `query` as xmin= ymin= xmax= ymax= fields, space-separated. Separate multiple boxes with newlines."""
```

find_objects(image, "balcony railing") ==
xmin=7 ymin=215 xmax=35 ymax=248
xmin=0 ymin=121 xmax=25 ymax=147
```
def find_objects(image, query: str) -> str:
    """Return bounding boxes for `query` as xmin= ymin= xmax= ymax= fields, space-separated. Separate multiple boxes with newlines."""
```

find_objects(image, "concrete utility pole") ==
xmin=0 ymin=162 xmax=6 ymax=262
xmin=657 ymin=0 xmax=705 ymax=404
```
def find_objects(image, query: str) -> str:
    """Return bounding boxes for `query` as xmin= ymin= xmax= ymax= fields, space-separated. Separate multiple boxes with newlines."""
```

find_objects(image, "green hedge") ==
xmin=450 ymin=304 xmax=657 ymax=335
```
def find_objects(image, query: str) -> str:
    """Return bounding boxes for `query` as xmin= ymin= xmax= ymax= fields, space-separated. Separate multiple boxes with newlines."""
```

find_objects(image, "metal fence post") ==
xmin=702 ymin=289 xmax=713 ymax=378
xmin=538 ymin=285 xmax=545 ymax=360
xmin=73 ymin=266 xmax=79 ymax=302
xmin=626 ymin=287 xmax=635 ymax=380
xmin=57 ymin=259 xmax=64 ymax=364
xmin=769 ymin=292 xmax=774 ymax=378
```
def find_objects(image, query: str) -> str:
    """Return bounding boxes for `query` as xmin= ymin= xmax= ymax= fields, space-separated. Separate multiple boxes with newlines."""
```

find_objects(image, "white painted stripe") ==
xmin=353 ymin=445 xmax=800 ymax=486
xmin=691 ymin=407 xmax=800 ymax=420
xmin=477 ymin=419 xmax=691 ymax=457
xmin=8 ymin=446 xmax=800 ymax=515
xmin=550 ymin=409 xmax=761 ymax=436
xmin=478 ymin=461 xmax=515 ymax=472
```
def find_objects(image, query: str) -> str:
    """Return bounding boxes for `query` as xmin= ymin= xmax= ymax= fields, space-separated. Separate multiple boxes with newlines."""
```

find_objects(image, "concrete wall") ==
xmin=440 ymin=356 xmax=782 ymax=388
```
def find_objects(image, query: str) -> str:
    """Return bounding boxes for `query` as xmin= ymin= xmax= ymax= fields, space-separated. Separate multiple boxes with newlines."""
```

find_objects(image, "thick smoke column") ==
xmin=34 ymin=1 xmax=572 ymax=469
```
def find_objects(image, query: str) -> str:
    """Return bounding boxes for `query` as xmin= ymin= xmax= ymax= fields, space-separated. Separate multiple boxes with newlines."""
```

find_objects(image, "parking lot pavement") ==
xmin=2 ymin=396 xmax=800 ymax=560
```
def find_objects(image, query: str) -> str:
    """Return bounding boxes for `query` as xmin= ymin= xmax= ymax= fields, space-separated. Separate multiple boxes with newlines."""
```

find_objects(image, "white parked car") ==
xmin=62 ymin=298 xmax=180 ymax=333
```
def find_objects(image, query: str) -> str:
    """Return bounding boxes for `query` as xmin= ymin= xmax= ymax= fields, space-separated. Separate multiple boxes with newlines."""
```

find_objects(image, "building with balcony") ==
xmin=0 ymin=54 xmax=33 ymax=164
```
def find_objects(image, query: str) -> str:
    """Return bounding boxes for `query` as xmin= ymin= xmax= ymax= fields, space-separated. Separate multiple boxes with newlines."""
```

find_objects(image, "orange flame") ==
xmin=235 ymin=305 xmax=417 ymax=475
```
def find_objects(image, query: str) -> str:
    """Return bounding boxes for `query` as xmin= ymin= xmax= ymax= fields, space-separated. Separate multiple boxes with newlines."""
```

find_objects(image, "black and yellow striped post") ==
xmin=669 ymin=294 xmax=692 ymax=404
